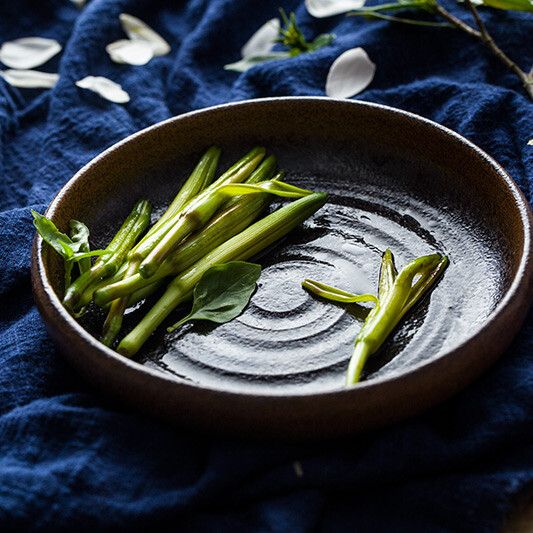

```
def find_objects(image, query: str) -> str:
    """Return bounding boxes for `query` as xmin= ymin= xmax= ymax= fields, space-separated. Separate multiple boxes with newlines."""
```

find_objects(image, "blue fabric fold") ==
xmin=1 ymin=1 xmax=532 ymax=531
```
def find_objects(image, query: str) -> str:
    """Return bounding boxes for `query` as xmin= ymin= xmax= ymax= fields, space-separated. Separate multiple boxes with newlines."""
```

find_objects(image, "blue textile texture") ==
xmin=1 ymin=0 xmax=532 ymax=531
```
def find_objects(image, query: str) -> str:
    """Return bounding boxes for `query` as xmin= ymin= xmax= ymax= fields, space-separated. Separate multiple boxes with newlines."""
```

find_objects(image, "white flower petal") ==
xmin=0 ymin=37 xmax=62 ymax=70
xmin=119 ymin=13 xmax=170 ymax=56
xmin=0 ymin=69 xmax=59 ymax=88
xmin=241 ymin=18 xmax=280 ymax=58
xmin=106 ymin=39 xmax=154 ymax=65
xmin=325 ymin=47 xmax=376 ymax=98
xmin=305 ymin=0 xmax=366 ymax=18
xmin=70 ymin=0 xmax=88 ymax=7
xmin=76 ymin=76 xmax=130 ymax=104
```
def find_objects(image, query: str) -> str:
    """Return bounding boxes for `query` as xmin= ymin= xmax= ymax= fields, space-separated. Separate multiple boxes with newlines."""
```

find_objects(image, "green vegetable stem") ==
xmin=94 ymin=172 xmax=284 ymax=308
xmin=117 ymin=192 xmax=327 ymax=358
xmin=98 ymin=152 xmax=279 ymax=346
xmin=131 ymin=146 xmax=221 ymax=257
xmin=62 ymin=198 xmax=152 ymax=313
xmin=98 ymin=147 xmax=223 ymax=346
xmin=132 ymin=146 xmax=267 ymax=273
xmin=137 ymin=178 xmax=313 ymax=279
xmin=303 ymin=250 xmax=448 ymax=386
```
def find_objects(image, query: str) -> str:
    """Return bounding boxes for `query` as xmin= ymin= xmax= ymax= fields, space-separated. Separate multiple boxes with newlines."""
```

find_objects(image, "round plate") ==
xmin=31 ymin=97 xmax=533 ymax=439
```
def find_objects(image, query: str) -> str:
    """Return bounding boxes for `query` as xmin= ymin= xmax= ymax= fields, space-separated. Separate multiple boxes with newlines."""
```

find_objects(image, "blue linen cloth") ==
xmin=1 ymin=1 xmax=532 ymax=531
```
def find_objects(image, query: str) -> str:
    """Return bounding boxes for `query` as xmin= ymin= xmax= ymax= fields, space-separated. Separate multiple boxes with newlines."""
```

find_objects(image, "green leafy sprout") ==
xmin=224 ymin=9 xmax=335 ymax=72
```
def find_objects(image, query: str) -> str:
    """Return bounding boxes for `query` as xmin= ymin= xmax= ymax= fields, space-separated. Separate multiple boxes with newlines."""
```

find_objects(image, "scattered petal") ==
xmin=305 ymin=0 xmax=366 ymax=18
xmin=70 ymin=0 xmax=88 ymax=7
xmin=528 ymin=139 xmax=533 ymax=145
xmin=0 ymin=37 xmax=62 ymax=70
xmin=106 ymin=39 xmax=154 ymax=65
xmin=224 ymin=52 xmax=291 ymax=73
xmin=119 ymin=13 xmax=170 ymax=56
xmin=0 ymin=69 xmax=59 ymax=88
xmin=241 ymin=18 xmax=280 ymax=58
xmin=75 ymin=76 xmax=130 ymax=103
xmin=325 ymin=47 xmax=376 ymax=98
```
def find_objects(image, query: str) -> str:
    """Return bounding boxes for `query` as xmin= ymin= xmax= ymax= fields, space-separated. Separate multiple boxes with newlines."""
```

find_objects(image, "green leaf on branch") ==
xmin=348 ymin=0 xmax=455 ymax=26
xmin=308 ymin=33 xmax=337 ymax=52
xmin=351 ymin=11 xmax=452 ymax=26
xmin=167 ymin=261 xmax=261 ymax=332
xmin=481 ymin=0 xmax=533 ymax=11
xmin=274 ymin=8 xmax=325 ymax=54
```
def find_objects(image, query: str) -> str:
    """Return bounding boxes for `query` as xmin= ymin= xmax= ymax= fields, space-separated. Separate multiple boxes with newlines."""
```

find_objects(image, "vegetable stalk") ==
xmin=95 ymin=172 xmax=284 ymax=307
xmin=117 ymin=192 xmax=327 ymax=357
xmin=62 ymin=198 xmax=152 ymax=313
xmin=132 ymin=146 xmax=221 ymax=254
xmin=303 ymin=249 xmax=448 ymax=386
xmin=133 ymin=146 xmax=266 ymax=272
xmin=98 ymin=153 xmax=278 ymax=346
xmin=346 ymin=252 xmax=448 ymax=385
xmin=98 ymin=147 xmax=223 ymax=345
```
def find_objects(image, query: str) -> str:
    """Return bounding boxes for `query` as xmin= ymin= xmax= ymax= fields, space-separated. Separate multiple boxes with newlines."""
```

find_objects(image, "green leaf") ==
xmin=481 ymin=0 xmax=533 ymax=11
xmin=218 ymin=180 xmax=314 ymax=199
xmin=69 ymin=219 xmax=91 ymax=274
xmin=71 ymin=249 xmax=114 ymax=261
xmin=274 ymin=9 xmax=310 ymax=53
xmin=309 ymin=33 xmax=337 ymax=52
xmin=32 ymin=210 xmax=112 ymax=261
xmin=223 ymin=52 xmax=291 ymax=72
xmin=302 ymin=279 xmax=378 ymax=304
xmin=275 ymin=10 xmax=335 ymax=53
xmin=351 ymin=11 xmax=451 ymax=26
xmin=167 ymin=261 xmax=261 ymax=332
xmin=351 ymin=0 xmax=435 ymax=13
xmin=32 ymin=210 xmax=76 ymax=259
xmin=32 ymin=210 xmax=114 ymax=288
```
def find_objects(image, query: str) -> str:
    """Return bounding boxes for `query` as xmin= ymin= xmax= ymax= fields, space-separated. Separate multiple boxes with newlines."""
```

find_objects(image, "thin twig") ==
xmin=433 ymin=4 xmax=481 ymax=38
xmin=463 ymin=0 xmax=533 ymax=99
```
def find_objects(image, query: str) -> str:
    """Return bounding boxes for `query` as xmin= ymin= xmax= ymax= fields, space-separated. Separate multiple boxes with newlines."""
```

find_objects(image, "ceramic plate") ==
xmin=31 ymin=97 xmax=533 ymax=438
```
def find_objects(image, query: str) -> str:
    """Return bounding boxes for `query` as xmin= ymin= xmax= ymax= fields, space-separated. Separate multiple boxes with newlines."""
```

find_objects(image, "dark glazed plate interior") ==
xmin=31 ymin=97 xmax=533 ymax=439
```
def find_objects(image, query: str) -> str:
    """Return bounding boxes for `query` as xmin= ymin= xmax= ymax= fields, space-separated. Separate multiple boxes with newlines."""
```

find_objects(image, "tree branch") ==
xmin=463 ymin=0 xmax=533 ymax=99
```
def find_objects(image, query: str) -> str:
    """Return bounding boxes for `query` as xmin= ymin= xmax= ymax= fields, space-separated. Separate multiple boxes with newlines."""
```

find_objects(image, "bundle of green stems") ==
xmin=62 ymin=146 xmax=327 ymax=356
